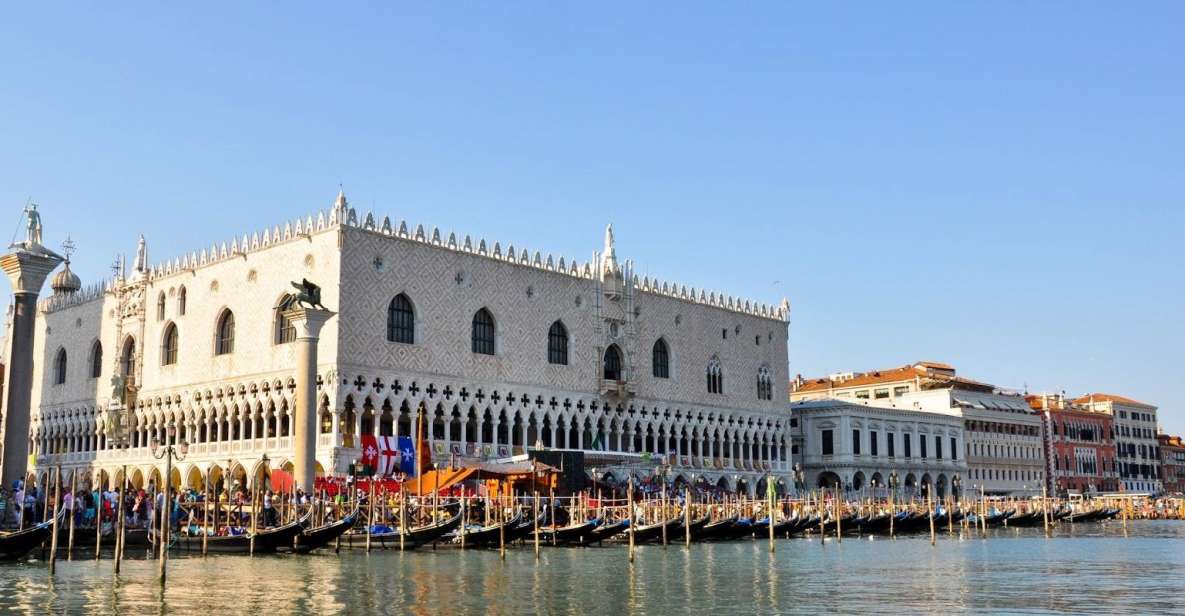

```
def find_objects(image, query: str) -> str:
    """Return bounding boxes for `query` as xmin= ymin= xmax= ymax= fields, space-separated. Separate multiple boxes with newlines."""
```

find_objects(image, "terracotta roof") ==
xmin=792 ymin=365 xmax=922 ymax=393
xmin=1071 ymin=393 xmax=1156 ymax=409
xmin=916 ymin=361 xmax=954 ymax=371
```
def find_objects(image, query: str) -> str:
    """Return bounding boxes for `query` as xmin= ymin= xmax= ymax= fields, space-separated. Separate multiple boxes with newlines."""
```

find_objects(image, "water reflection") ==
xmin=1 ymin=522 xmax=1184 ymax=614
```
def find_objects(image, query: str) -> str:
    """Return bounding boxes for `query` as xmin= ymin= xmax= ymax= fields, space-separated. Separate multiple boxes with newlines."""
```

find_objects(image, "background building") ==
xmin=1074 ymin=394 xmax=1161 ymax=493
xmin=793 ymin=361 xmax=1045 ymax=495
xmin=1158 ymin=434 xmax=1185 ymax=495
xmin=1029 ymin=393 xmax=1118 ymax=495
xmin=791 ymin=398 xmax=966 ymax=498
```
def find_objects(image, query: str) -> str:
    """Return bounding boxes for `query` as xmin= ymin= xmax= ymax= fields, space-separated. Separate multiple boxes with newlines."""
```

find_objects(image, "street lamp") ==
xmin=889 ymin=471 xmax=900 ymax=500
xmin=952 ymin=475 xmax=962 ymax=500
xmin=151 ymin=422 xmax=188 ymax=586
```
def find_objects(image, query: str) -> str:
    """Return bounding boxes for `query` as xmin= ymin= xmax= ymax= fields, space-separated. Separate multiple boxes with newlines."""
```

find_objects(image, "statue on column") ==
xmin=25 ymin=204 xmax=42 ymax=246
xmin=290 ymin=278 xmax=328 ymax=310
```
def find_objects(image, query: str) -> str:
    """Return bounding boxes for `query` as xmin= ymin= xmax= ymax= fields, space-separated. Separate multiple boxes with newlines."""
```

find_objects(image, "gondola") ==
xmin=587 ymin=518 xmax=630 ymax=544
xmin=292 ymin=508 xmax=359 ymax=553
xmin=697 ymin=516 xmax=739 ymax=541
xmin=630 ymin=517 xmax=680 ymax=544
xmin=1003 ymin=511 xmax=1046 ymax=527
xmin=855 ymin=513 xmax=892 ymax=535
xmin=669 ymin=515 xmax=711 ymax=541
xmin=168 ymin=509 xmax=311 ymax=553
xmin=719 ymin=517 xmax=757 ymax=540
xmin=452 ymin=510 xmax=526 ymax=547
xmin=0 ymin=512 xmax=60 ymax=560
xmin=984 ymin=509 xmax=1015 ymax=527
xmin=363 ymin=508 xmax=464 ymax=549
xmin=534 ymin=518 xmax=601 ymax=546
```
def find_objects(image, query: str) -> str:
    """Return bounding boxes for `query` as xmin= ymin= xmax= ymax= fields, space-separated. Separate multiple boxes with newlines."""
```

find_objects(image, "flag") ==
xmin=589 ymin=433 xmax=604 ymax=451
xmin=398 ymin=436 xmax=416 ymax=476
xmin=377 ymin=436 xmax=401 ymax=476
xmin=360 ymin=434 xmax=379 ymax=476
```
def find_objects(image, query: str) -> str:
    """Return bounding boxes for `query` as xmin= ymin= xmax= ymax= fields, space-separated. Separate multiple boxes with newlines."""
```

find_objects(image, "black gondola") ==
xmin=0 ymin=514 xmax=58 ymax=560
xmin=169 ymin=510 xmax=311 ymax=553
xmin=292 ymin=508 xmax=359 ymax=553
xmin=363 ymin=508 xmax=464 ymax=549
xmin=630 ymin=518 xmax=680 ymax=544
xmin=534 ymin=519 xmax=601 ymax=546
xmin=587 ymin=518 xmax=630 ymax=544
xmin=697 ymin=516 xmax=739 ymax=541
xmin=452 ymin=510 xmax=527 ymax=547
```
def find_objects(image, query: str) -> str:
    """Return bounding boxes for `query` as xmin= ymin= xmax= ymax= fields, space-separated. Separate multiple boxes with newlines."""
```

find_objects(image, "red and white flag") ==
xmin=377 ymin=436 xmax=402 ymax=476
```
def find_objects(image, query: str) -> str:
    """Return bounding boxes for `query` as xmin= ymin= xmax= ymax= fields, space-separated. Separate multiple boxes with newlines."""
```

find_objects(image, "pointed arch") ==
xmin=161 ymin=322 xmax=179 ymax=366
xmin=177 ymin=285 xmax=187 ymax=316
xmin=652 ymin=338 xmax=670 ymax=379
xmin=53 ymin=347 xmax=68 ymax=385
xmin=707 ymin=356 xmax=723 ymax=394
xmin=603 ymin=344 xmax=623 ymax=382
xmin=472 ymin=308 xmax=495 ymax=355
xmin=89 ymin=339 xmax=103 ymax=379
xmin=215 ymin=309 xmax=235 ymax=355
xmin=387 ymin=293 xmax=415 ymax=344
xmin=547 ymin=320 xmax=569 ymax=365
xmin=156 ymin=291 xmax=166 ymax=321
xmin=120 ymin=336 xmax=136 ymax=377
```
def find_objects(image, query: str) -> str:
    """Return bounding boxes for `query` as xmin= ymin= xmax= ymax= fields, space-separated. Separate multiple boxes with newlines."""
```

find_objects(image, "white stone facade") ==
xmin=19 ymin=194 xmax=792 ymax=494
xmin=790 ymin=399 xmax=967 ymax=498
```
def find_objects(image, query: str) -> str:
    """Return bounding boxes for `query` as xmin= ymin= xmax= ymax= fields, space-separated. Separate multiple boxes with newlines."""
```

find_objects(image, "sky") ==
xmin=1 ymin=4 xmax=1182 ymax=430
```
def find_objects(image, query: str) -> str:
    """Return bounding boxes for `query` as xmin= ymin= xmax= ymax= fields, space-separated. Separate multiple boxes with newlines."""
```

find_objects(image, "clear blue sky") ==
xmin=2 ymin=4 xmax=1182 ymax=430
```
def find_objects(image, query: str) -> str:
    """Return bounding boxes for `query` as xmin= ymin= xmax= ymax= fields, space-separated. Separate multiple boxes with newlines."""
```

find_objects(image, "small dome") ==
xmin=52 ymin=260 xmax=81 ymax=294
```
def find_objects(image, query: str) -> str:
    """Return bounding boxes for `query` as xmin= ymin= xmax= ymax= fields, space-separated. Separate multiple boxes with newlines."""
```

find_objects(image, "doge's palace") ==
xmin=12 ymin=191 xmax=792 ymax=496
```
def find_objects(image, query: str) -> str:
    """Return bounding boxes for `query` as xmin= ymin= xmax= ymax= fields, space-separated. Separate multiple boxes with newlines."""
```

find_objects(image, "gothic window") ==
xmin=120 ymin=337 xmax=135 ymax=377
xmin=89 ymin=340 xmax=103 ymax=379
xmin=472 ymin=308 xmax=495 ymax=355
xmin=707 ymin=357 xmax=723 ymax=394
xmin=53 ymin=348 xmax=67 ymax=385
xmin=756 ymin=365 xmax=772 ymax=400
xmin=387 ymin=294 xmax=415 ymax=344
xmin=156 ymin=292 xmax=166 ymax=321
xmin=547 ymin=320 xmax=569 ymax=365
xmin=603 ymin=344 xmax=623 ymax=381
xmin=652 ymin=339 xmax=670 ymax=379
xmin=215 ymin=309 xmax=235 ymax=355
xmin=161 ymin=323 xmax=179 ymax=366
xmin=275 ymin=294 xmax=297 ymax=344
xmin=178 ymin=286 xmax=187 ymax=316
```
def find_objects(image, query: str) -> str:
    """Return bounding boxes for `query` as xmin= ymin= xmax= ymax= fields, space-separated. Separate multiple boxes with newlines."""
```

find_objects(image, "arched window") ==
xmin=161 ymin=323 xmax=179 ymax=366
xmin=707 ymin=357 xmax=723 ymax=394
xmin=53 ymin=348 xmax=67 ymax=385
xmin=156 ymin=292 xmax=166 ymax=321
xmin=387 ymin=294 xmax=415 ymax=344
xmin=274 ymin=294 xmax=297 ymax=344
xmin=177 ymin=286 xmax=187 ymax=316
xmin=547 ymin=320 xmax=568 ymax=365
xmin=89 ymin=340 xmax=103 ymax=379
xmin=652 ymin=339 xmax=670 ymax=379
xmin=603 ymin=344 xmax=622 ymax=381
xmin=215 ymin=309 xmax=235 ymax=355
xmin=472 ymin=308 xmax=495 ymax=355
xmin=757 ymin=365 xmax=772 ymax=400
xmin=120 ymin=337 xmax=136 ymax=377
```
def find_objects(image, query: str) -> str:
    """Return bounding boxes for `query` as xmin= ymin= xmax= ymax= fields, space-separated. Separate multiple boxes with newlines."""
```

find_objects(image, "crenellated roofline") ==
xmin=43 ymin=191 xmax=792 ymax=323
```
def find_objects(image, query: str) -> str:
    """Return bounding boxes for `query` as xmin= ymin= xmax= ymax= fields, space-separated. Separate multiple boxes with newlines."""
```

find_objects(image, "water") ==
xmin=2 ymin=521 xmax=1184 ymax=615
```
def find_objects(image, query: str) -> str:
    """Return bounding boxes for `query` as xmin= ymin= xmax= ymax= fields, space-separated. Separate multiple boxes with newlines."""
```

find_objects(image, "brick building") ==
xmin=1029 ymin=394 xmax=1118 ymax=495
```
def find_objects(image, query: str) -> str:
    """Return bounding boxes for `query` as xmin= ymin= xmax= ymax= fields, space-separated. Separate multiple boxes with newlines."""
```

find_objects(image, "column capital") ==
xmin=1 ymin=248 xmax=64 ymax=295
xmin=282 ymin=306 xmax=336 ymax=340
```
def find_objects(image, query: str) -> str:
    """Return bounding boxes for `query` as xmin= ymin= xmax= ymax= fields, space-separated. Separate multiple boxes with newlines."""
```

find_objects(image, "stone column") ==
xmin=1 ymin=243 xmax=63 ymax=488
xmin=283 ymin=306 xmax=335 ymax=493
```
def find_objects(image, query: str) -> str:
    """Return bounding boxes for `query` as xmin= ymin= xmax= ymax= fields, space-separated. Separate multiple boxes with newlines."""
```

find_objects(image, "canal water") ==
xmin=1 ymin=521 xmax=1183 ymax=614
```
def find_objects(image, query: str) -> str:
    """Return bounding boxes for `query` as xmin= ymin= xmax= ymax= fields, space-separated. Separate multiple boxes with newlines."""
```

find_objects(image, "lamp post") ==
xmin=151 ymin=423 xmax=188 ymax=586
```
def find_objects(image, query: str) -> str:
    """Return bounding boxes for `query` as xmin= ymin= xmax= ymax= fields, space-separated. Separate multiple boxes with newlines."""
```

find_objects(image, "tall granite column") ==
xmin=283 ymin=305 xmax=335 ymax=493
xmin=0 ymin=231 xmax=63 ymax=488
